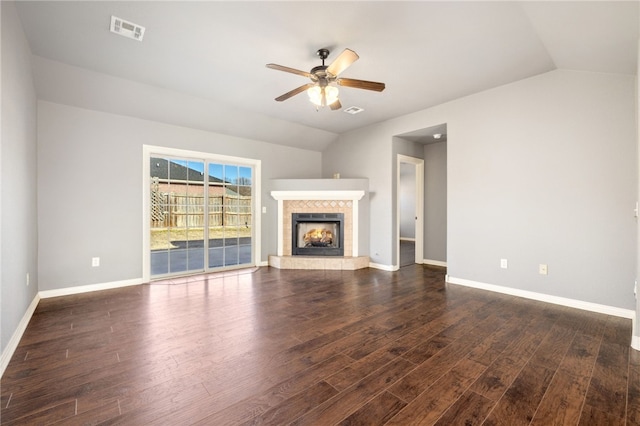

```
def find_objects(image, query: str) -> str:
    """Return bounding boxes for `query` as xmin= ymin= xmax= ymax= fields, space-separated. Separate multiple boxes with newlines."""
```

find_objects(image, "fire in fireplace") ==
xmin=292 ymin=213 xmax=344 ymax=256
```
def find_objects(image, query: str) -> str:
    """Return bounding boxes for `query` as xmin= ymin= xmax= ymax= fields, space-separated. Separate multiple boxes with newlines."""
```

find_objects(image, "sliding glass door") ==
xmin=149 ymin=155 xmax=254 ymax=278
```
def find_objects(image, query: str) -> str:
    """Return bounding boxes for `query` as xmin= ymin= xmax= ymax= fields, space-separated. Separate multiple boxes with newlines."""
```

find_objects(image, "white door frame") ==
xmin=142 ymin=145 xmax=261 ymax=282
xmin=397 ymin=154 xmax=424 ymax=267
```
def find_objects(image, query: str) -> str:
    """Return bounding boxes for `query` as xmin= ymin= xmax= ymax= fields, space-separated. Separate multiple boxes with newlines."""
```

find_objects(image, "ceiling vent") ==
xmin=343 ymin=106 xmax=364 ymax=115
xmin=110 ymin=16 xmax=145 ymax=41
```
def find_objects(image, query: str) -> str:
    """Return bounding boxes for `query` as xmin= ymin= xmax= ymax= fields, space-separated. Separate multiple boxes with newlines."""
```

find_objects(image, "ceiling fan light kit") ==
xmin=267 ymin=48 xmax=385 ymax=111
xmin=308 ymin=85 xmax=339 ymax=107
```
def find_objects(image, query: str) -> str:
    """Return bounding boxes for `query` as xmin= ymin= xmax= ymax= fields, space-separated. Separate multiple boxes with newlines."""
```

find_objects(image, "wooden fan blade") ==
xmin=266 ymin=63 xmax=311 ymax=78
xmin=275 ymin=83 xmax=314 ymax=102
xmin=337 ymin=78 xmax=386 ymax=92
xmin=326 ymin=48 xmax=359 ymax=76
xmin=329 ymin=99 xmax=342 ymax=111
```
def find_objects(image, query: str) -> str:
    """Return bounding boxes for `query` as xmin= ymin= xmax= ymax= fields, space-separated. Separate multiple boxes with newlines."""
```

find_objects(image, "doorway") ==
xmin=395 ymin=124 xmax=448 ymax=269
xmin=397 ymin=155 xmax=424 ymax=268
xmin=143 ymin=146 xmax=261 ymax=281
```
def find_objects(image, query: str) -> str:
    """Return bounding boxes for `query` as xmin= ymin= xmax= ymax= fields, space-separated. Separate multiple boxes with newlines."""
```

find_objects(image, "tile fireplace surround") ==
xmin=269 ymin=189 xmax=369 ymax=270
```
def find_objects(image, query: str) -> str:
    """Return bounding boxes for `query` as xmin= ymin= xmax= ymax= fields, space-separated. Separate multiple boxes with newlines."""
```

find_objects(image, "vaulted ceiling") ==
xmin=13 ymin=1 xmax=639 ymax=151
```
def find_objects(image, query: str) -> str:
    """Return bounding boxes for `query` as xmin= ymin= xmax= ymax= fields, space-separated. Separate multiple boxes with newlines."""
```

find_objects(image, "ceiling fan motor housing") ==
xmin=310 ymin=65 xmax=334 ymax=86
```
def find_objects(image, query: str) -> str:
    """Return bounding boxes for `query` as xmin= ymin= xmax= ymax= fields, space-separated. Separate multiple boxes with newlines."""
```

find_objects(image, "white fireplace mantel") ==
xmin=271 ymin=190 xmax=365 ymax=257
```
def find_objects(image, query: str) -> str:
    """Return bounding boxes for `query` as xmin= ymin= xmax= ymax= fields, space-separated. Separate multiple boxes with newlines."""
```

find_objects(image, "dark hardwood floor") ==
xmin=2 ymin=265 xmax=639 ymax=425
xmin=399 ymin=240 xmax=415 ymax=267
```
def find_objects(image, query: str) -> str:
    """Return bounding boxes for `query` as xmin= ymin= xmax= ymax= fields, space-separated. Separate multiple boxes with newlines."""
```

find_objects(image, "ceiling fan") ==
xmin=266 ymin=48 xmax=386 ymax=110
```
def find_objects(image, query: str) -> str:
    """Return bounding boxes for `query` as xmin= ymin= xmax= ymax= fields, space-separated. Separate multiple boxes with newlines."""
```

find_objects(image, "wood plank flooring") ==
xmin=1 ymin=265 xmax=638 ymax=425
xmin=399 ymin=240 xmax=415 ymax=267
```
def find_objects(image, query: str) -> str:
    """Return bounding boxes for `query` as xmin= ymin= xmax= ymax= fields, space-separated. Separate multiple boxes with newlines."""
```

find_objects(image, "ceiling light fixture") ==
xmin=433 ymin=133 xmax=442 ymax=139
xmin=308 ymin=85 xmax=339 ymax=107
xmin=267 ymin=48 xmax=384 ymax=112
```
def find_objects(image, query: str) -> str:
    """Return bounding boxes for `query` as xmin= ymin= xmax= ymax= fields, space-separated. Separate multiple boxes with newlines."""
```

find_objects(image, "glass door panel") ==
xmin=150 ymin=157 xmax=205 ymax=277
xmin=207 ymin=163 xmax=253 ymax=269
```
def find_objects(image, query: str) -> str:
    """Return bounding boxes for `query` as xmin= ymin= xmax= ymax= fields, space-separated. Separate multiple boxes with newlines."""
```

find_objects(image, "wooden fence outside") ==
xmin=151 ymin=192 xmax=252 ymax=228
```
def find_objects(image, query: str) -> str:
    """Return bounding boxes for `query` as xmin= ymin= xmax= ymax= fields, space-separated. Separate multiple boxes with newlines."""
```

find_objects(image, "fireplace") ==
xmin=270 ymin=188 xmax=368 ymax=269
xmin=292 ymin=213 xmax=344 ymax=256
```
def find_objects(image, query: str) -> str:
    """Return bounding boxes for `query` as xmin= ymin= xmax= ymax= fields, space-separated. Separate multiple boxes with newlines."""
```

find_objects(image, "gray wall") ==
xmin=424 ymin=141 xmax=447 ymax=262
xmin=324 ymin=69 xmax=637 ymax=311
xmin=30 ymin=56 xmax=338 ymax=153
xmin=37 ymin=101 xmax=322 ymax=291
xmin=445 ymin=70 xmax=635 ymax=310
xmin=322 ymin=125 xmax=393 ymax=266
xmin=1 ymin=1 xmax=39 ymax=354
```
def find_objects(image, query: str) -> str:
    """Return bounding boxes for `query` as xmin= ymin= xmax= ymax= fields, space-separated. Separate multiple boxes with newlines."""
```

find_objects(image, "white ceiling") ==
xmin=13 ymin=1 xmax=639 ymax=149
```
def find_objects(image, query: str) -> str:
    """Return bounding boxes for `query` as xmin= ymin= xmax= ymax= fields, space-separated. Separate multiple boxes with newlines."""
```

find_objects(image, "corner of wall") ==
xmin=0 ymin=293 xmax=40 ymax=378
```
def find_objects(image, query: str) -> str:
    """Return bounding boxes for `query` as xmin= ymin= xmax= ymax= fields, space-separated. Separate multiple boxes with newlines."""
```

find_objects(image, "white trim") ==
xmin=39 ymin=278 xmax=143 ymax=299
xmin=369 ymin=262 xmax=398 ymax=271
xmin=253 ymin=162 xmax=262 ymax=266
xmin=258 ymin=260 xmax=269 ymax=267
xmin=397 ymin=155 xmax=424 ymax=267
xmin=143 ymin=145 xmax=151 ymax=282
xmin=352 ymin=197 xmax=360 ymax=257
xmin=1 ymin=294 xmax=40 ymax=377
xmin=276 ymin=198 xmax=284 ymax=256
xmin=424 ymin=259 xmax=447 ymax=267
xmin=446 ymin=275 xmax=635 ymax=319
xmin=271 ymin=190 xmax=365 ymax=201
xmin=400 ymin=237 xmax=416 ymax=242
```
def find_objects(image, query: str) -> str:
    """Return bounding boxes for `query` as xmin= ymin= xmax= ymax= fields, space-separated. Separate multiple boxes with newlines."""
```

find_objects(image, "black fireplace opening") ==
xmin=292 ymin=213 xmax=344 ymax=256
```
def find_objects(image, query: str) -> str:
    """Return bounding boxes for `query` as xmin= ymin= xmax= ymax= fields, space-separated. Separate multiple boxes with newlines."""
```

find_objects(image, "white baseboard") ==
xmin=446 ymin=275 xmax=635 ymax=319
xmin=369 ymin=262 xmax=398 ymax=272
xmin=39 ymin=278 xmax=143 ymax=299
xmin=371 ymin=261 xmax=447 ymax=270
xmin=258 ymin=260 xmax=269 ymax=267
xmin=1 ymin=293 xmax=40 ymax=377
xmin=424 ymin=259 xmax=447 ymax=267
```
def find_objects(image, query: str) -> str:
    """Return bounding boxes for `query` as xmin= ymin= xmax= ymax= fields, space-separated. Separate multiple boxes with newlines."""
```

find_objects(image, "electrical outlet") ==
xmin=92 ymin=257 xmax=100 ymax=267
xmin=26 ymin=273 xmax=29 ymax=286
xmin=500 ymin=259 xmax=508 ymax=269
xmin=539 ymin=264 xmax=548 ymax=275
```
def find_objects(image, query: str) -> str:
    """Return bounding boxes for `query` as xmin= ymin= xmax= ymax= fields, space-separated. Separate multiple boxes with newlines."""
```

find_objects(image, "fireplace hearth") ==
xmin=292 ymin=213 xmax=344 ymax=256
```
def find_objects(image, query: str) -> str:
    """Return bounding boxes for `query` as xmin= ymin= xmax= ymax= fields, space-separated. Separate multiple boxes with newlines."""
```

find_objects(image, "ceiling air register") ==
xmin=110 ymin=16 xmax=145 ymax=41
